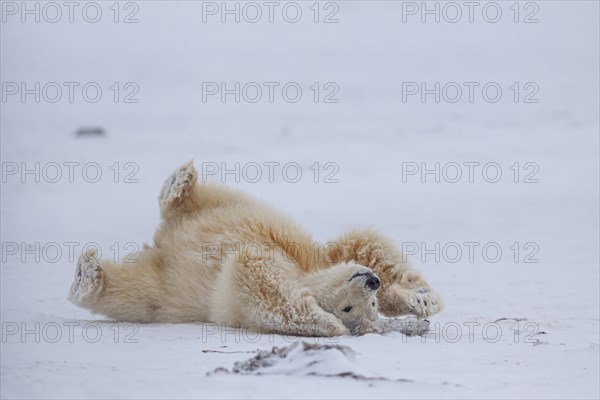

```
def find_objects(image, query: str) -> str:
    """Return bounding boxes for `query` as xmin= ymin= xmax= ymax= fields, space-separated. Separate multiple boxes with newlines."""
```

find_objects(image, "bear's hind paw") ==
xmin=159 ymin=161 xmax=197 ymax=205
xmin=68 ymin=249 xmax=104 ymax=306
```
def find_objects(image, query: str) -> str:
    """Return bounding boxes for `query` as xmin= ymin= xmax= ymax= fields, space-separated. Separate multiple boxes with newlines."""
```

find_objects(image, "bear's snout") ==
xmin=365 ymin=274 xmax=380 ymax=291
xmin=349 ymin=270 xmax=381 ymax=291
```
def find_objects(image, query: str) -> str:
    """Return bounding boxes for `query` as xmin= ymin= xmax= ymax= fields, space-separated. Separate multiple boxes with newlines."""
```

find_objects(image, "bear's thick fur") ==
xmin=69 ymin=162 xmax=442 ymax=336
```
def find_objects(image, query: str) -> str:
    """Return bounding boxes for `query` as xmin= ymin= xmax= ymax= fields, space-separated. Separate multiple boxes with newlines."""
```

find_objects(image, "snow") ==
xmin=1 ymin=1 xmax=599 ymax=398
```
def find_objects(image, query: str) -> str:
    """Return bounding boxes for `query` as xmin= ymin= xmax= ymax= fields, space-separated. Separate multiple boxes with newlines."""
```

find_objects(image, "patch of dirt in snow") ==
xmin=210 ymin=342 xmax=412 ymax=382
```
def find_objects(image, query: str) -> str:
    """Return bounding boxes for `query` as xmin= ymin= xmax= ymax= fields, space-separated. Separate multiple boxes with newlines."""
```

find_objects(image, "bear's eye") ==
xmin=343 ymin=306 xmax=353 ymax=313
xmin=372 ymin=302 xmax=375 ymax=307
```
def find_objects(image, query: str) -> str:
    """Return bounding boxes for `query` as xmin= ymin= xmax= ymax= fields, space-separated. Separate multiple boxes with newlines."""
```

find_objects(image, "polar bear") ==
xmin=69 ymin=162 xmax=442 ymax=336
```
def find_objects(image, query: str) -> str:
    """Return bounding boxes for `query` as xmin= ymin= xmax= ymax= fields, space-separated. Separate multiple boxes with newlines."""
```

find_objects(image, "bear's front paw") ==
xmin=68 ymin=249 xmax=104 ymax=306
xmin=404 ymin=287 xmax=442 ymax=318
xmin=377 ymin=316 xmax=430 ymax=336
xmin=379 ymin=284 xmax=443 ymax=318
xmin=352 ymin=320 xmax=383 ymax=336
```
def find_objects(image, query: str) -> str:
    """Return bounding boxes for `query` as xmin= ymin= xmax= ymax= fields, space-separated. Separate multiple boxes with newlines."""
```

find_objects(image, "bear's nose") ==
xmin=365 ymin=274 xmax=380 ymax=291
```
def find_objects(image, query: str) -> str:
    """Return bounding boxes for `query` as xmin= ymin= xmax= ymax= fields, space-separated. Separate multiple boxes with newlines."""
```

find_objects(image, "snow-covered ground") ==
xmin=1 ymin=1 xmax=599 ymax=398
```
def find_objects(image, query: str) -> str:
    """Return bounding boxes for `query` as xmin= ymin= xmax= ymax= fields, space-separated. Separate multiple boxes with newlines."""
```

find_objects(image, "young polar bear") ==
xmin=69 ymin=162 xmax=442 ymax=336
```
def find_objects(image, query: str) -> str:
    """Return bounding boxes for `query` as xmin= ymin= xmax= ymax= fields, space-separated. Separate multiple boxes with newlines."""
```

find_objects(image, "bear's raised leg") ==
xmin=68 ymin=248 xmax=165 ymax=322
xmin=158 ymin=160 xmax=199 ymax=219
xmin=69 ymin=248 xmax=104 ymax=307
xmin=158 ymin=161 xmax=257 ymax=222
xmin=325 ymin=229 xmax=443 ymax=318
xmin=210 ymin=256 xmax=349 ymax=337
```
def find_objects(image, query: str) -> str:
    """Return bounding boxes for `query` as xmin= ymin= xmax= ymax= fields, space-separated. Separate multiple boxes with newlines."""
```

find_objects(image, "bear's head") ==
xmin=305 ymin=262 xmax=380 ymax=333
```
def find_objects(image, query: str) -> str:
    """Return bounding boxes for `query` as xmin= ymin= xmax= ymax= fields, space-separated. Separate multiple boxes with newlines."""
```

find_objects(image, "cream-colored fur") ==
xmin=69 ymin=161 xmax=442 ymax=336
